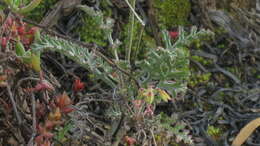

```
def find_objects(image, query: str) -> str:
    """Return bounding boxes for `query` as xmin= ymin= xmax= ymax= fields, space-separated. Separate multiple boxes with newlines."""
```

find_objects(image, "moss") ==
xmin=77 ymin=14 xmax=108 ymax=47
xmin=100 ymin=0 xmax=113 ymax=17
xmin=257 ymin=74 xmax=260 ymax=79
xmin=207 ymin=125 xmax=222 ymax=140
xmin=189 ymin=56 xmax=213 ymax=87
xmin=217 ymin=43 xmax=225 ymax=49
xmin=153 ymin=0 xmax=191 ymax=29
xmin=189 ymin=71 xmax=212 ymax=87
xmin=192 ymin=56 xmax=213 ymax=65
xmin=26 ymin=0 xmax=58 ymax=22
xmin=76 ymin=1 xmax=114 ymax=47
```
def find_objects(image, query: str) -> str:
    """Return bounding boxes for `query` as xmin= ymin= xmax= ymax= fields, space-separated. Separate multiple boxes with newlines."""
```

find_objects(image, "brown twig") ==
xmin=6 ymin=85 xmax=22 ymax=125
xmin=27 ymin=93 xmax=37 ymax=146
xmin=31 ymin=93 xmax=36 ymax=133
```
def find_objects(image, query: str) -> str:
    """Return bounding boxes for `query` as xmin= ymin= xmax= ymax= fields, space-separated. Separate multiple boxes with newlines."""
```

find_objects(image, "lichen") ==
xmin=153 ymin=0 xmax=191 ymax=29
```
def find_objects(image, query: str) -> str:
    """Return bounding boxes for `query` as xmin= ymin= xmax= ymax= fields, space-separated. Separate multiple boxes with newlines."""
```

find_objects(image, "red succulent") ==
xmin=124 ymin=136 xmax=136 ymax=146
xmin=73 ymin=79 xmax=84 ymax=92
xmin=55 ymin=92 xmax=74 ymax=114
xmin=25 ymin=80 xmax=55 ymax=93
xmin=169 ymin=31 xmax=179 ymax=39
xmin=1 ymin=37 xmax=8 ymax=49
xmin=17 ymin=26 xmax=25 ymax=35
xmin=144 ymin=104 xmax=154 ymax=116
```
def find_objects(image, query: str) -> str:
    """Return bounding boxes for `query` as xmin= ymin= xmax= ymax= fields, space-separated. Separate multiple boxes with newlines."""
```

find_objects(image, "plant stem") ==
xmin=132 ymin=25 xmax=145 ymax=62
xmin=126 ymin=0 xmax=136 ymax=63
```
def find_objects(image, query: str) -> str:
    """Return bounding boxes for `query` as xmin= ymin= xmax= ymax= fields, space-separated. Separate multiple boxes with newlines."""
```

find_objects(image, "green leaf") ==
xmin=21 ymin=51 xmax=32 ymax=64
xmin=15 ymin=41 xmax=26 ymax=56
xmin=55 ymin=122 xmax=73 ymax=143
xmin=31 ymin=53 xmax=41 ymax=72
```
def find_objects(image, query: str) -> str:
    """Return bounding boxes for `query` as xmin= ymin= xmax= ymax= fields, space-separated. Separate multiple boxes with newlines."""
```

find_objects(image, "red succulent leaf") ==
xmin=45 ymin=119 xmax=63 ymax=129
xmin=55 ymin=92 xmax=74 ymax=114
xmin=56 ymin=92 xmax=71 ymax=108
xmin=35 ymin=135 xmax=43 ymax=145
xmin=6 ymin=17 xmax=13 ymax=27
xmin=17 ymin=26 xmax=25 ymax=36
xmin=61 ymin=107 xmax=74 ymax=114
xmin=43 ymin=131 xmax=54 ymax=139
xmin=46 ymin=116 xmax=57 ymax=125
xmin=1 ymin=37 xmax=8 ymax=49
xmin=144 ymin=104 xmax=154 ymax=116
xmin=124 ymin=136 xmax=136 ymax=146
xmin=169 ymin=31 xmax=179 ymax=39
xmin=21 ymin=37 xmax=31 ymax=46
xmin=28 ymin=80 xmax=55 ymax=92
xmin=27 ymin=27 xmax=38 ymax=35
xmin=37 ymin=123 xmax=54 ymax=138
xmin=73 ymin=79 xmax=84 ymax=92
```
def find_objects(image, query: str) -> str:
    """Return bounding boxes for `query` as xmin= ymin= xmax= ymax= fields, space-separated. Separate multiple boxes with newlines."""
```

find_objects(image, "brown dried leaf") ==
xmin=232 ymin=118 xmax=260 ymax=146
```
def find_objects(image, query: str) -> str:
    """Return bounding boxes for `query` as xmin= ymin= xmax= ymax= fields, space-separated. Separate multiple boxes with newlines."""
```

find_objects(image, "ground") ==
xmin=0 ymin=0 xmax=259 ymax=146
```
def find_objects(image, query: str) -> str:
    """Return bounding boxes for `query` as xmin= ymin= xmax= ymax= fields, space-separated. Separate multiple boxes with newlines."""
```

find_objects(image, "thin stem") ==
xmin=7 ymin=85 xmax=22 ymax=125
xmin=124 ymin=0 xmax=145 ymax=26
xmin=31 ymin=93 xmax=36 ymax=133
xmin=150 ymin=128 xmax=158 ymax=146
xmin=132 ymin=25 xmax=145 ymax=63
xmin=126 ymin=0 xmax=136 ymax=63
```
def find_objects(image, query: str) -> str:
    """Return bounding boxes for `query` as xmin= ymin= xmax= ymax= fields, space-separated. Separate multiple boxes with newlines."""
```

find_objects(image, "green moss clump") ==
xmin=154 ymin=0 xmax=191 ymax=29
xmin=189 ymin=56 xmax=213 ymax=87
xmin=189 ymin=72 xmax=212 ymax=87
xmin=192 ymin=55 xmax=213 ymax=65
xmin=76 ymin=1 xmax=113 ymax=47
xmin=207 ymin=125 xmax=222 ymax=140
xmin=26 ymin=0 xmax=58 ymax=22
xmin=257 ymin=74 xmax=260 ymax=79
xmin=100 ymin=0 xmax=113 ymax=17
xmin=77 ymin=14 xmax=108 ymax=47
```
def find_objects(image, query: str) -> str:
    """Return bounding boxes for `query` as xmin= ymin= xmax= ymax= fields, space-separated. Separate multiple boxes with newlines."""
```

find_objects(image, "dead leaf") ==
xmin=232 ymin=117 xmax=260 ymax=146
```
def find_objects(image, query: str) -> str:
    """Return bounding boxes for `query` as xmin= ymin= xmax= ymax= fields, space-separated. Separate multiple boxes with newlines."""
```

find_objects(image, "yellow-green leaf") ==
xmin=21 ymin=51 xmax=32 ymax=64
xmin=158 ymin=89 xmax=171 ymax=102
xmin=144 ymin=87 xmax=154 ymax=104
xmin=15 ymin=41 xmax=26 ymax=56
xmin=30 ymin=53 xmax=41 ymax=72
xmin=34 ymin=28 xmax=41 ymax=42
